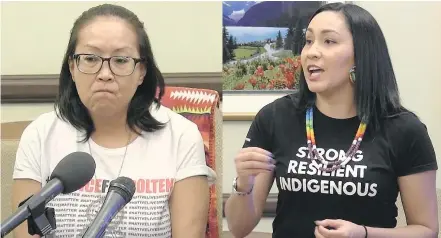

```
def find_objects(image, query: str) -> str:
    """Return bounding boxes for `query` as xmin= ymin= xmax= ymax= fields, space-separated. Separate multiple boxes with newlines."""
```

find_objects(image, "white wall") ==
xmin=222 ymin=1 xmax=441 ymax=233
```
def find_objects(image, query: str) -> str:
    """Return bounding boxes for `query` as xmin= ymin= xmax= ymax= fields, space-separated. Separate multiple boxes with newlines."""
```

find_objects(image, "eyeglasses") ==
xmin=73 ymin=53 xmax=145 ymax=76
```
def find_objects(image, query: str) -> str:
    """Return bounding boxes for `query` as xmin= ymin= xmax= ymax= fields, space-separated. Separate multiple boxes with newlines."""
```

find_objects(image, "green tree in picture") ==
xmin=276 ymin=30 xmax=283 ymax=49
xmin=228 ymin=35 xmax=235 ymax=50
xmin=284 ymin=24 xmax=294 ymax=51
xmin=293 ymin=18 xmax=305 ymax=55
xmin=223 ymin=26 xmax=235 ymax=63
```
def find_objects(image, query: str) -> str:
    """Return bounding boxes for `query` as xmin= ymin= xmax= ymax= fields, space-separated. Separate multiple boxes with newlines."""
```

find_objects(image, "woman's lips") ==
xmin=309 ymin=69 xmax=324 ymax=80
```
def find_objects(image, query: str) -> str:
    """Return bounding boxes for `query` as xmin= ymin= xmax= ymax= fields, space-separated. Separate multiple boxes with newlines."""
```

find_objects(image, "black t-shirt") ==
xmin=242 ymin=93 xmax=438 ymax=238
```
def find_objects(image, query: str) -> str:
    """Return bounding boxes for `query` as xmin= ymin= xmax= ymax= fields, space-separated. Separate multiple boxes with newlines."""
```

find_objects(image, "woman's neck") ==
xmin=315 ymin=87 xmax=356 ymax=119
xmin=90 ymin=113 xmax=135 ymax=148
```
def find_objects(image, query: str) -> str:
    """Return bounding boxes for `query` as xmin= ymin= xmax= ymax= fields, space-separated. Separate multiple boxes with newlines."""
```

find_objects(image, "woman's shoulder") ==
xmin=254 ymin=91 xmax=302 ymax=120
xmin=20 ymin=110 xmax=77 ymax=142
xmin=383 ymin=110 xmax=429 ymax=136
xmin=22 ymin=111 xmax=64 ymax=133
xmin=381 ymin=110 xmax=437 ymax=175
xmin=380 ymin=109 xmax=435 ymax=156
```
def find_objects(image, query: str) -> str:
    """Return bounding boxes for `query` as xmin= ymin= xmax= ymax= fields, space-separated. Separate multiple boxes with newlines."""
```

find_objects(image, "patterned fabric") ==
xmin=160 ymin=86 xmax=220 ymax=238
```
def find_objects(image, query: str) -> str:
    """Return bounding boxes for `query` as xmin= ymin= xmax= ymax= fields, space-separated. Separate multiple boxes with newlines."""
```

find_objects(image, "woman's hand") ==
xmin=234 ymin=147 xmax=275 ymax=191
xmin=314 ymin=219 xmax=366 ymax=238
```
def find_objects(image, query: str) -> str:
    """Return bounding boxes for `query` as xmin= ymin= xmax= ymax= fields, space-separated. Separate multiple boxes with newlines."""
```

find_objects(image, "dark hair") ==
xmin=54 ymin=4 xmax=166 ymax=142
xmin=294 ymin=2 xmax=407 ymax=132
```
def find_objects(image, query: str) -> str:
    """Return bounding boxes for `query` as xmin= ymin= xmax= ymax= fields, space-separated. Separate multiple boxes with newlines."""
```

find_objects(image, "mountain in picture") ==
xmin=223 ymin=1 xmax=322 ymax=27
xmin=223 ymin=1 xmax=258 ymax=25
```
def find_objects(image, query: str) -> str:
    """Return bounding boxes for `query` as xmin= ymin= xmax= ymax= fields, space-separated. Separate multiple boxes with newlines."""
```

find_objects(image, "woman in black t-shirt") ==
xmin=224 ymin=2 xmax=438 ymax=238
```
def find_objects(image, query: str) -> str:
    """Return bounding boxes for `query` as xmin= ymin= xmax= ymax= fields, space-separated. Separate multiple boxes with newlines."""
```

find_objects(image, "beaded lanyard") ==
xmin=306 ymin=107 xmax=367 ymax=172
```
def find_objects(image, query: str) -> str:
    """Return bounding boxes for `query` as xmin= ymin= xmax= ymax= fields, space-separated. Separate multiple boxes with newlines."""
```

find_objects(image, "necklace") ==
xmin=88 ymin=135 xmax=131 ymax=180
xmin=305 ymin=107 xmax=367 ymax=172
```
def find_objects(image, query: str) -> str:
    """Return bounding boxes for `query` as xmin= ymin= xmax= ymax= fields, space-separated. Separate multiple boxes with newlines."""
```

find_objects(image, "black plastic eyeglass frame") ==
xmin=72 ymin=53 xmax=145 ymax=76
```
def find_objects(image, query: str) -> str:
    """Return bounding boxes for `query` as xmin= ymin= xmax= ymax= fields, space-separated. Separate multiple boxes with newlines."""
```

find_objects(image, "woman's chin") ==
xmin=306 ymin=81 xmax=327 ymax=93
xmin=89 ymin=104 xmax=119 ymax=117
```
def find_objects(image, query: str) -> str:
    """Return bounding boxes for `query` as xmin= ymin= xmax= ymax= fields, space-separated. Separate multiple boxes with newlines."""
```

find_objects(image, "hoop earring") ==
xmin=349 ymin=66 xmax=356 ymax=83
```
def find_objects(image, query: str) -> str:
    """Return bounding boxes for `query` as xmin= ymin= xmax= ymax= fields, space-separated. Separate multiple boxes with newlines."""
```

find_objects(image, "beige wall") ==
xmin=2 ymin=1 xmax=441 ymax=234
xmin=1 ymin=1 xmax=221 ymax=74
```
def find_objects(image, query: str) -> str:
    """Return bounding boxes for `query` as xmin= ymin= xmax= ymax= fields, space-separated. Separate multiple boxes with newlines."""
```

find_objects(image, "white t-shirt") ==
xmin=12 ymin=104 xmax=216 ymax=238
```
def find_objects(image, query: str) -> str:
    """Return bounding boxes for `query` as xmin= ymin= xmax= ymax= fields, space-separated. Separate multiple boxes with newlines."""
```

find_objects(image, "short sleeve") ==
xmin=242 ymin=102 xmax=274 ymax=152
xmin=12 ymin=121 xmax=43 ymax=183
xmin=394 ymin=115 xmax=438 ymax=177
xmin=175 ymin=123 xmax=216 ymax=185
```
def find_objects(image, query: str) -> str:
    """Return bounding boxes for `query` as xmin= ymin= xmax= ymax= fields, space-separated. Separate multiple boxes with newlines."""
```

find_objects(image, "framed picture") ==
xmin=222 ymin=1 xmax=346 ymax=120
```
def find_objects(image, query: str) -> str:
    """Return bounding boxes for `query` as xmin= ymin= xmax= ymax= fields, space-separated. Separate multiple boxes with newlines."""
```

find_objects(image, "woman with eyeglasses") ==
xmin=11 ymin=4 xmax=214 ymax=238
xmin=225 ymin=2 xmax=438 ymax=238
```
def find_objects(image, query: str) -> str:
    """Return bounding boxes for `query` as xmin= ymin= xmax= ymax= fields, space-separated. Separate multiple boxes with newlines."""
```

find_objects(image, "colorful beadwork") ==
xmin=305 ymin=107 xmax=367 ymax=172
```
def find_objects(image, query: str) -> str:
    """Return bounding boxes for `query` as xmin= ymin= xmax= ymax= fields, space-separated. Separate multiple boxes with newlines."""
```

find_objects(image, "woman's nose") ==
xmin=97 ymin=61 xmax=114 ymax=81
xmin=306 ymin=44 xmax=321 ymax=59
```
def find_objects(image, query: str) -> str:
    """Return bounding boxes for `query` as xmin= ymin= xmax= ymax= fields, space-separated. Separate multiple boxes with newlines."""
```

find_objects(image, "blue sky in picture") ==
xmin=226 ymin=26 xmax=288 ymax=44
